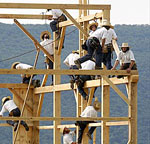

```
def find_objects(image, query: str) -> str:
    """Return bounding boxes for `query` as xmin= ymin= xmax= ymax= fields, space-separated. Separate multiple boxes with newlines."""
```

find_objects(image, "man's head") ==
xmin=101 ymin=19 xmax=112 ymax=30
xmin=92 ymin=97 xmax=101 ymax=112
xmin=60 ymin=126 xmax=70 ymax=135
xmin=121 ymin=43 xmax=130 ymax=53
xmin=11 ymin=62 xmax=20 ymax=69
xmin=2 ymin=96 xmax=11 ymax=106
xmin=40 ymin=31 xmax=51 ymax=41
xmin=88 ymin=22 xmax=98 ymax=31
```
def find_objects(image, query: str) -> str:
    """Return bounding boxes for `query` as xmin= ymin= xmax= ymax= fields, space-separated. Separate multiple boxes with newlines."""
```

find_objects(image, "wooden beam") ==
xmin=0 ymin=83 xmax=33 ymax=88
xmin=36 ymin=74 xmax=48 ymax=116
xmin=102 ymin=76 xmax=130 ymax=105
xmin=14 ymin=19 xmax=54 ymax=62
xmin=59 ymin=11 xmax=103 ymax=27
xmin=0 ymin=69 xmax=139 ymax=76
xmin=0 ymin=14 xmax=52 ymax=19
xmin=0 ymin=117 xmax=130 ymax=121
xmin=34 ymin=78 xmax=129 ymax=94
xmin=57 ymin=26 xmax=66 ymax=55
xmin=106 ymin=121 xmax=128 ymax=126
xmin=61 ymin=9 xmax=89 ymax=38
xmin=87 ymin=87 xmax=95 ymax=106
xmin=0 ymin=3 xmax=111 ymax=10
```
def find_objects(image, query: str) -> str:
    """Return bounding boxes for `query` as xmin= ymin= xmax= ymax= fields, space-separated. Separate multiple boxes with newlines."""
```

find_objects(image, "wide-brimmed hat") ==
xmin=93 ymin=97 xmax=101 ymax=111
xmin=72 ymin=50 xmax=79 ymax=54
xmin=2 ymin=96 xmax=11 ymax=106
xmin=88 ymin=22 xmax=98 ymax=30
xmin=120 ymin=43 xmax=130 ymax=48
xmin=101 ymin=19 xmax=113 ymax=28
xmin=11 ymin=62 xmax=20 ymax=69
xmin=40 ymin=31 xmax=51 ymax=41
xmin=60 ymin=126 xmax=66 ymax=134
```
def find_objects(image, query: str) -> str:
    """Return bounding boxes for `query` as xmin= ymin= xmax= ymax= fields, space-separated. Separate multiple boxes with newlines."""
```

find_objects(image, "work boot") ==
xmin=86 ymin=132 xmax=92 ymax=140
xmin=74 ymin=60 xmax=82 ymax=69
xmin=21 ymin=122 xmax=29 ymax=131
xmin=14 ymin=123 xmax=18 ymax=132
xmin=70 ymin=79 xmax=75 ymax=89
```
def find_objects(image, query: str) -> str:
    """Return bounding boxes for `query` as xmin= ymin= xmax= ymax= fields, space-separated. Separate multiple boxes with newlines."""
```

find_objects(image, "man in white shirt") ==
xmin=88 ymin=22 xmax=98 ymax=36
xmin=75 ymin=98 xmax=101 ymax=144
xmin=102 ymin=22 xmax=118 ymax=70
xmin=0 ymin=96 xmax=29 ymax=131
xmin=74 ymin=20 xmax=108 ymax=70
xmin=60 ymin=127 xmax=76 ymax=144
xmin=111 ymin=43 xmax=137 ymax=78
xmin=40 ymin=31 xmax=54 ymax=85
xmin=11 ymin=62 xmax=40 ymax=87
xmin=47 ymin=9 xmax=67 ymax=34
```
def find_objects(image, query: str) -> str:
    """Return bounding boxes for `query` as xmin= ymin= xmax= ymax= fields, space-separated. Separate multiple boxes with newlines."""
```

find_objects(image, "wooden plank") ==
xmin=102 ymin=76 xmax=130 ymax=105
xmin=0 ymin=83 xmax=33 ymax=88
xmin=0 ymin=3 xmax=111 ymax=10
xmin=87 ymin=87 xmax=95 ymax=106
xmin=0 ymin=14 xmax=52 ymax=19
xmin=0 ymin=69 xmax=139 ymax=76
xmin=0 ymin=117 xmax=130 ymax=121
xmin=61 ymin=9 xmax=89 ymax=38
xmin=112 ymin=39 xmax=120 ymax=56
xmin=36 ymin=74 xmax=48 ymax=116
xmin=106 ymin=121 xmax=129 ymax=126
xmin=57 ymin=26 xmax=66 ymax=55
xmin=14 ymin=19 xmax=54 ymax=62
xmin=34 ymin=78 xmax=129 ymax=94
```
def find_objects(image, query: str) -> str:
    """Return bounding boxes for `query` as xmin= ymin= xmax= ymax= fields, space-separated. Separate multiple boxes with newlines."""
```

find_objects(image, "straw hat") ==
xmin=120 ymin=43 xmax=130 ymax=48
xmin=11 ymin=62 xmax=20 ymax=69
xmin=72 ymin=50 xmax=79 ymax=54
xmin=101 ymin=19 xmax=113 ymax=28
xmin=2 ymin=96 xmax=11 ymax=106
xmin=93 ymin=97 xmax=101 ymax=111
xmin=40 ymin=31 xmax=51 ymax=41
xmin=88 ymin=22 xmax=98 ymax=30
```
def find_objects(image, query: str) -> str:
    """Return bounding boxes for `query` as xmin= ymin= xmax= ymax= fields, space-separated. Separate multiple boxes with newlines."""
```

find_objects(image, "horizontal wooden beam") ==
xmin=0 ymin=14 xmax=51 ymax=19
xmin=0 ymin=83 xmax=33 ymax=88
xmin=0 ymin=3 xmax=111 ymax=10
xmin=0 ymin=69 xmax=138 ymax=76
xmin=0 ymin=117 xmax=129 ymax=121
xmin=34 ymin=77 xmax=129 ymax=94
xmin=59 ymin=12 xmax=103 ymax=27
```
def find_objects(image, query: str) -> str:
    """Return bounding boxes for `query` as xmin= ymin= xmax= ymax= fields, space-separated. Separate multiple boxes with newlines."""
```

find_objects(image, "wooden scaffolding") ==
xmin=0 ymin=2 xmax=138 ymax=144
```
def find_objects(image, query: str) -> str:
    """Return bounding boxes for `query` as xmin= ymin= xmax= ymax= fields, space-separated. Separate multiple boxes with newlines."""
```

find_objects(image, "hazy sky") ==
xmin=0 ymin=0 xmax=149 ymax=25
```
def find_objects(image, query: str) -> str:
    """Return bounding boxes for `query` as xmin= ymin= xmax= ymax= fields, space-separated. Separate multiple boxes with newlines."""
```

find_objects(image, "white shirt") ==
xmin=116 ymin=50 xmax=135 ymax=64
xmin=40 ymin=39 xmax=54 ymax=56
xmin=52 ymin=9 xmax=63 ymax=19
xmin=80 ymin=106 xmax=97 ymax=118
xmin=81 ymin=60 xmax=95 ymax=70
xmin=16 ymin=63 xmax=32 ymax=70
xmin=63 ymin=131 xmax=75 ymax=144
xmin=90 ymin=27 xmax=107 ymax=42
xmin=63 ymin=53 xmax=80 ymax=67
xmin=105 ymin=28 xmax=117 ymax=45
xmin=0 ymin=100 xmax=17 ymax=116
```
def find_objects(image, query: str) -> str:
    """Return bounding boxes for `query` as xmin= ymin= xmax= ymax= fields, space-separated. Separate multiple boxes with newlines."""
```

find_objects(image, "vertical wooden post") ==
xmin=13 ymin=87 xmax=39 ymax=144
xmin=127 ymin=76 xmax=137 ymax=144
xmin=101 ymin=78 xmax=110 ymax=144
xmin=53 ymin=32 xmax=61 ymax=144
xmin=102 ymin=10 xmax=110 ymax=21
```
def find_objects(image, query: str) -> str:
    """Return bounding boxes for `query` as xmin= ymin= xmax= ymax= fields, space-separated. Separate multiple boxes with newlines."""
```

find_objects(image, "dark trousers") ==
xmin=50 ymin=14 xmax=67 ymax=32
xmin=77 ymin=121 xmax=96 ymax=143
xmin=6 ymin=108 xmax=27 ymax=127
xmin=22 ymin=75 xmax=36 ymax=84
xmin=69 ymin=65 xmax=79 ymax=80
xmin=45 ymin=57 xmax=54 ymax=84
xmin=78 ymin=39 xmax=102 ymax=68
xmin=102 ymin=48 xmax=112 ymax=70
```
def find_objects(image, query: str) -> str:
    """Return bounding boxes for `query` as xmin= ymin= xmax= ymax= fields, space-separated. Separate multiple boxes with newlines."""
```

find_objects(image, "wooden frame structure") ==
xmin=0 ymin=2 xmax=138 ymax=144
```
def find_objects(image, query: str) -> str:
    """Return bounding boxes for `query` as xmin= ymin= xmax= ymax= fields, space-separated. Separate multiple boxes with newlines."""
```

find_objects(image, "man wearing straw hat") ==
xmin=75 ymin=97 xmax=101 ymax=143
xmin=74 ymin=20 xmax=108 ymax=70
xmin=40 ymin=31 xmax=54 ymax=85
xmin=60 ymin=126 xmax=76 ymax=144
xmin=11 ymin=62 xmax=40 ymax=87
xmin=111 ymin=43 xmax=137 ymax=78
xmin=0 ymin=96 xmax=29 ymax=131
xmin=88 ymin=22 xmax=98 ymax=36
